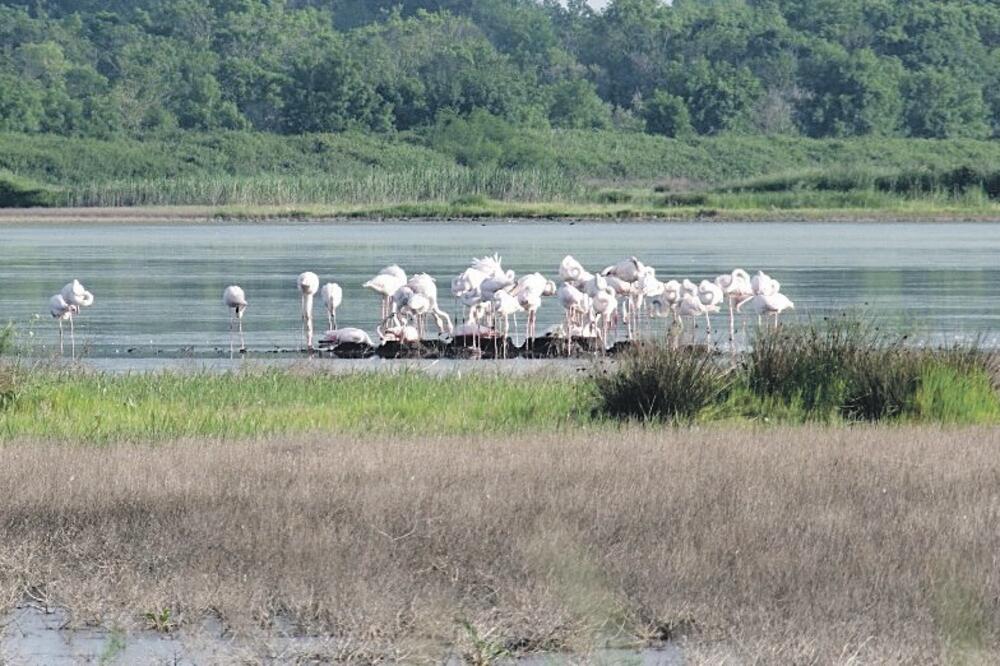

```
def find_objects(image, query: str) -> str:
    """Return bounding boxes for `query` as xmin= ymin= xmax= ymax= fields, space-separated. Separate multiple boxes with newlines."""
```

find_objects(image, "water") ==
xmin=2 ymin=220 xmax=998 ymax=367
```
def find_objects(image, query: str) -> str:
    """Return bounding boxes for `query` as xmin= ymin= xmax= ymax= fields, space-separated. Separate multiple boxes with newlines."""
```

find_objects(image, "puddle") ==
xmin=3 ymin=605 xmax=684 ymax=664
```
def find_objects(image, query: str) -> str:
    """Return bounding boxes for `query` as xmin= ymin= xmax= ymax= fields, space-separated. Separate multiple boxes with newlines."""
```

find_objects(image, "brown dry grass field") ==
xmin=2 ymin=426 xmax=999 ymax=663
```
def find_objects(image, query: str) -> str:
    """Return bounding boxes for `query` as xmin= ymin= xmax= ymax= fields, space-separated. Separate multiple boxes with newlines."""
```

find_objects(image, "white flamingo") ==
xmin=557 ymin=282 xmax=590 ymax=354
xmin=677 ymin=293 xmax=708 ymax=344
xmin=49 ymin=294 xmax=78 ymax=357
xmin=697 ymin=279 xmax=724 ymax=336
xmin=222 ymin=285 xmax=248 ymax=356
xmin=297 ymin=271 xmax=320 ymax=350
xmin=364 ymin=269 xmax=406 ymax=321
xmin=492 ymin=290 xmax=524 ymax=357
xmin=601 ymin=256 xmax=647 ymax=283
xmin=320 ymin=282 xmax=343 ymax=331
xmin=559 ymin=255 xmax=593 ymax=287
xmin=407 ymin=273 xmax=453 ymax=336
xmin=738 ymin=291 xmax=795 ymax=329
xmin=716 ymin=269 xmax=754 ymax=344
xmin=321 ymin=327 xmax=374 ymax=347
xmin=61 ymin=279 xmax=95 ymax=310
xmin=589 ymin=286 xmax=618 ymax=349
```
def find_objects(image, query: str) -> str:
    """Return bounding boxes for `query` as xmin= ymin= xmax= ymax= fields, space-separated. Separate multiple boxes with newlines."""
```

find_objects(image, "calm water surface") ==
xmin=2 ymin=220 xmax=998 ymax=364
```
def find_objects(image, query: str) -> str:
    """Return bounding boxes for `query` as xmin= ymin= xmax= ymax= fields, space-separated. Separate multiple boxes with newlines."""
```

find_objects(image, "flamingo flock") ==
xmin=47 ymin=257 xmax=794 ymax=358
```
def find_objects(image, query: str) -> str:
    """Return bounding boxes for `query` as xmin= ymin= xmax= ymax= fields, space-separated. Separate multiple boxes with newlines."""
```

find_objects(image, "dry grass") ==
xmin=2 ymin=427 xmax=999 ymax=662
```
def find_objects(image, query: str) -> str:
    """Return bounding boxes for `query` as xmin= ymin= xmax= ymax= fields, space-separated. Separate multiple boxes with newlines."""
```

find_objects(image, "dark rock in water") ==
xmin=329 ymin=342 xmax=376 ymax=359
xmin=450 ymin=336 xmax=520 ymax=359
xmin=376 ymin=341 xmax=442 ymax=359
xmin=609 ymin=340 xmax=633 ymax=356
xmin=521 ymin=337 xmax=565 ymax=358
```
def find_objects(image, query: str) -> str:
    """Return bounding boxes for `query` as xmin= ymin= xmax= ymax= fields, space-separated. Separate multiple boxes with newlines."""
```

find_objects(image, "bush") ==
xmin=592 ymin=344 xmax=732 ymax=423
xmin=0 ymin=171 xmax=55 ymax=207
xmin=643 ymin=90 xmax=694 ymax=138
xmin=745 ymin=315 xmax=1000 ymax=423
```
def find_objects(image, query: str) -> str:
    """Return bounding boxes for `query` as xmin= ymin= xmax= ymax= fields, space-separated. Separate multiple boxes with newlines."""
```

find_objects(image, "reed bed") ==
xmin=1 ymin=427 xmax=998 ymax=661
xmin=59 ymin=168 xmax=588 ymax=208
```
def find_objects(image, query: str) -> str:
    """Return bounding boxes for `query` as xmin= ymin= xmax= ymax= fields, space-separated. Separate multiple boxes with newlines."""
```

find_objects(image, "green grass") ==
xmin=4 ymin=131 xmax=1000 ymax=217
xmin=0 ymin=369 xmax=587 ymax=442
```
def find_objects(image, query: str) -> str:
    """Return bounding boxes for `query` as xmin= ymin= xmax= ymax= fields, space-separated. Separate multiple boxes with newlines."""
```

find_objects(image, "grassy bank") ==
xmin=2 ymin=427 xmax=998 ymax=661
xmin=0 ymin=368 xmax=585 ymax=442
xmin=2 ymin=131 xmax=1000 ymax=218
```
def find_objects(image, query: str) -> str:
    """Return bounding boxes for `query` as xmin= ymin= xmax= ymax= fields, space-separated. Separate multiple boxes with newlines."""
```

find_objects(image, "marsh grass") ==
xmin=1 ymin=427 xmax=998 ymax=661
xmin=591 ymin=344 xmax=733 ymax=423
xmin=0 ymin=369 xmax=586 ymax=442
xmin=590 ymin=316 xmax=1000 ymax=425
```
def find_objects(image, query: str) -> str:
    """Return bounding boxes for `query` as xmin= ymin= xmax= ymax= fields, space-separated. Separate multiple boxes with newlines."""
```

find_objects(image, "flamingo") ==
xmin=601 ymin=256 xmax=647 ymax=283
xmin=49 ymin=294 xmax=78 ymax=357
xmin=364 ymin=265 xmax=407 ymax=320
xmin=716 ymin=269 xmax=754 ymax=344
xmin=517 ymin=288 xmax=543 ymax=342
xmin=320 ymin=282 xmax=343 ymax=331
xmin=61 ymin=279 xmax=95 ymax=310
xmin=589 ymin=286 xmax=618 ymax=349
xmin=738 ymin=291 xmax=795 ymax=329
xmin=677 ymin=293 xmax=708 ymax=344
xmin=751 ymin=271 xmax=780 ymax=296
xmin=557 ymin=282 xmax=590 ymax=355
xmin=407 ymin=273 xmax=453 ymax=336
xmin=297 ymin=271 xmax=320 ymax=350
xmin=320 ymin=327 xmax=374 ymax=347
xmin=492 ymin=290 xmax=524 ymax=357
xmin=222 ymin=285 xmax=247 ymax=356
xmin=559 ymin=255 xmax=593 ymax=287
xmin=377 ymin=320 xmax=420 ymax=343
xmin=697 ymin=279 xmax=724 ymax=336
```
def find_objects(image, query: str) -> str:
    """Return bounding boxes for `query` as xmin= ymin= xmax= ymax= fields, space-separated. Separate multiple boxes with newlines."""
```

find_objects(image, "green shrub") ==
xmin=746 ymin=315 xmax=1000 ymax=423
xmin=0 ymin=171 xmax=55 ymax=207
xmin=592 ymin=344 xmax=732 ymax=423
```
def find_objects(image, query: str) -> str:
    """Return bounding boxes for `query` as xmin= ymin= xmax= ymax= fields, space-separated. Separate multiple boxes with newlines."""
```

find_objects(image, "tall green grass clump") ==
xmin=591 ymin=343 xmax=732 ymax=423
xmin=745 ymin=315 xmax=1000 ymax=423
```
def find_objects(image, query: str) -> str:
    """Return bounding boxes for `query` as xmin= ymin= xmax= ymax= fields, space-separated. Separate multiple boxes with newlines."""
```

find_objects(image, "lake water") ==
xmin=2 ymin=220 xmax=998 ymax=365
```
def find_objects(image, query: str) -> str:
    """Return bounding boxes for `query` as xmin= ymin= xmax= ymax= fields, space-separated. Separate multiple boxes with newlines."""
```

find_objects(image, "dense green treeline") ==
xmin=1 ymin=0 xmax=998 ymax=141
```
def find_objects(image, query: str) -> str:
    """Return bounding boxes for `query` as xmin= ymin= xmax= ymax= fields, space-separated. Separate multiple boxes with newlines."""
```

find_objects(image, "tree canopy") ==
xmin=0 ymin=0 xmax=996 ymax=139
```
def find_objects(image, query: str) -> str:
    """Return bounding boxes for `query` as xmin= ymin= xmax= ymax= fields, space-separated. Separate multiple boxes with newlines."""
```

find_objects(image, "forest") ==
xmin=1 ymin=0 xmax=998 ymax=141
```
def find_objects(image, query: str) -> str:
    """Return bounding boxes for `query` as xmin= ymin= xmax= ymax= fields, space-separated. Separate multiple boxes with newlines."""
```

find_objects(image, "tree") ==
xmin=547 ymin=79 xmax=612 ymax=129
xmin=903 ymin=67 xmax=990 ymax=139
xmin=642 ymin=90 xmax=693 ymax=137
xmin=796 ymin=44 xmax=903 ymax=137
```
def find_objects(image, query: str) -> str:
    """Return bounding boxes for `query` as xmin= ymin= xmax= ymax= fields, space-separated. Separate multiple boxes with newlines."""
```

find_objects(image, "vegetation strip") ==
xmin=2 ymin=428 xmax=998 ymax=661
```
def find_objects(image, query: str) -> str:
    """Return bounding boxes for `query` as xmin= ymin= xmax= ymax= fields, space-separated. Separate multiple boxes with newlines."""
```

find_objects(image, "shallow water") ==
xmin=2 ymin=220 xmax=999 ymax=366
xmin=1 ymin=605 xmax=682 ymax=665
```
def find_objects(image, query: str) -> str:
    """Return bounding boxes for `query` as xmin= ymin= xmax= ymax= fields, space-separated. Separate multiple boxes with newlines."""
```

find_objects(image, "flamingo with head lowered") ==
xmin=223 ymin=285 xmax=247 ymax=356
xmin=297 ymin=271 xmax=320 ymax=350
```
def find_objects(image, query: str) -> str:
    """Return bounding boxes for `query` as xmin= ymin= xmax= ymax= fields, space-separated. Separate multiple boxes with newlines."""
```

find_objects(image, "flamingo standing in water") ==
xmin=297 ymin=271 xmax=320 ymax=349
xmin=49 ymin=294 xmax=78 ymax=357
xmin=321 ymin=282 xmax=343 ymax=330
xmin=738 ymin=290 xmax=795 ymax=329
xmin=222 ymin=285 xmax=247 ymax=356
xmin=716 ymin=269 xmax=753 ymax=345
xmin=54 ymin=279 xmax=94 ymax=358
xmin=364 ymin=265 xmax=407 ymax=321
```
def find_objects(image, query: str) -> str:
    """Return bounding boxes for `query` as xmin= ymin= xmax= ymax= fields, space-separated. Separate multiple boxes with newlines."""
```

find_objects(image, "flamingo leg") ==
xmin=229 ymin=311 xmax=235 ymax=358
xmin=728 ymin=299 xmax=736 ymax=345
xmin=332 ymin=310 xmax=338 ymax=331
xmin=58 ymin=320 xmax=64 ymax=355
xmin=69 ymin=314 xmax=75 ymax=360
xmin=238 ymin=317 xmax=245 ymax=352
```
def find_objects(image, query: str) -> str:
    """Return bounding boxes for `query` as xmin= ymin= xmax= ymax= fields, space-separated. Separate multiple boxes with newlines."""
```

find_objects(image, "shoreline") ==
xmin=2 ymin=203 xmax=1000 ymax=224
